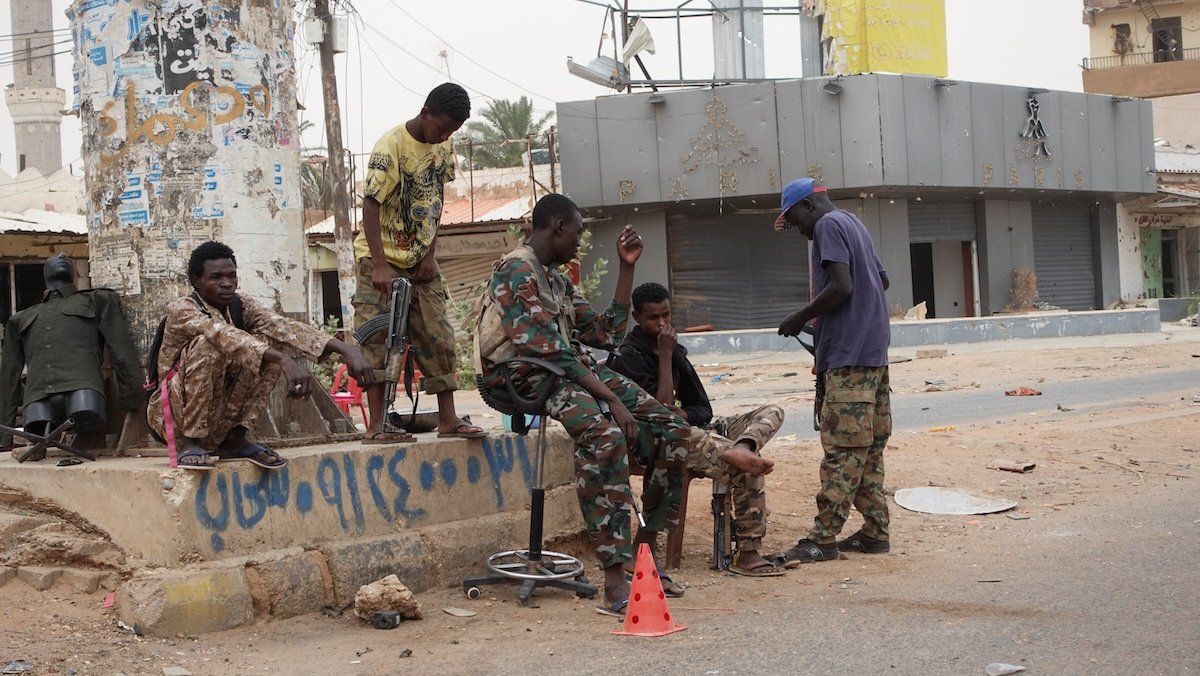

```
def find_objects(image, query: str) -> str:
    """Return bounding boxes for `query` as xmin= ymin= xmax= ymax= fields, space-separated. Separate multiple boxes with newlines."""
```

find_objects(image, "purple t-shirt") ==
xmin=810 ymin=210 xmax=890 ymax=372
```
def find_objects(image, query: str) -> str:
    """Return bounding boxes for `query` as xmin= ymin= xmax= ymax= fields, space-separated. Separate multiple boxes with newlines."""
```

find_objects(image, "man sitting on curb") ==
xmin=147 ymin=241 xmax=375 ymax=470
xmin=476 ymin=194 xmax=690 ymax=616
xmin=608 ymin=282 xmax=787 ymax=577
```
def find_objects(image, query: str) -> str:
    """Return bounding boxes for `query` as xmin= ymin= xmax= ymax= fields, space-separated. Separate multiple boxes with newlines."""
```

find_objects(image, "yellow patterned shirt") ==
xmin=354 ymin=124 xmax=456 ymax=270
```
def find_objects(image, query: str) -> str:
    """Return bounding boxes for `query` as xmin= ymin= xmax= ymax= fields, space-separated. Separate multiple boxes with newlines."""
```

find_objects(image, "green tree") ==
xmin=299 ymin=120 xmax=334 ymax=211
xmin=461 ymin=97 xmax=553 ymax=169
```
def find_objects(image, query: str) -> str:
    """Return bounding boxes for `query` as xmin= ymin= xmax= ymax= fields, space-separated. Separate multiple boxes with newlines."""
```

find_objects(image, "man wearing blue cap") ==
xmin=773 ymin=178 xmax=893 ymax=564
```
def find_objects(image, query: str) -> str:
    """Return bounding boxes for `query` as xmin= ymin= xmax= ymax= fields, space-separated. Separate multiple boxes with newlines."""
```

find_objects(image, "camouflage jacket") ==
xmin=480 ymin=245 xmax=628 ymax=387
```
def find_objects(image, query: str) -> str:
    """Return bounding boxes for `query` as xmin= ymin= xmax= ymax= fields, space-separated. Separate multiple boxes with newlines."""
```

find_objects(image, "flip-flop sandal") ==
xmin=361 ymin=430 xmax=416 ymax=445
xmin=594 ymin=597 xmax=629 ymax=618
xmin=729 ymin=559 xmax=786 ymax=577
xmin=437 ymin=420 xmax=488 ymax=439
xmin=624 ymin=570 xmax=685 ymax=598
xmin=178 ymin=446 xmax=216 ymax=471
xmin=220 ymin=443 xmax=286 ymax=469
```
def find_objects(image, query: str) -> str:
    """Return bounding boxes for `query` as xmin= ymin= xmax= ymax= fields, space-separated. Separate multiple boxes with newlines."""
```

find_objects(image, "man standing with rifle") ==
xmin=352 ymin=83 xmax=485 ymax=442
xmin=774 ymin=178 xmax=894 ymax=564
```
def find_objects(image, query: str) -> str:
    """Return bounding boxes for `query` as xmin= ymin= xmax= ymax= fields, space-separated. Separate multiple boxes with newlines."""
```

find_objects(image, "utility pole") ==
xmin=313 ymin=0 xmax=356 ymax=327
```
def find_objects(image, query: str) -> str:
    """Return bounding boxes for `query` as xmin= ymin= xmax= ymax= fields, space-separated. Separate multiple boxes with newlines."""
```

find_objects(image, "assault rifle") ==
xmin=352 ymin=277 xmax=415 ymax=434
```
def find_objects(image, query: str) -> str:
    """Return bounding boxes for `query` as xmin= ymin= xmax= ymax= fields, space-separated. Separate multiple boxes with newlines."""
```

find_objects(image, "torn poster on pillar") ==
xmin=193 ymin=164 xmax=228 ymax=219
xmin=90 ymin=239 xmax=142 ymax=296
xmin=118 ymin=172 xmax=149 ymax=227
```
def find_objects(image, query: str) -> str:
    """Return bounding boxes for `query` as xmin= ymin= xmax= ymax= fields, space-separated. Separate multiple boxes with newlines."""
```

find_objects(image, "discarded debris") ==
xmin=442 ymin=607 xmax=478 ymax=618
xmin=355 ymin=575 xmax=422 ymax=623
xmin=928 ymin=425 xmax=957 ymax=433
xmin=1 ymin=661 xmax=34 ymax=675
xmin=399 ymin=649 xmax=413 ymax=658
xmin=1005 ymin=387 xmax=1042 ymax=397
xmin=1176 ymin=314 xmax=1197 ymax=327
xmin=985 ymin=663 xmax=1026 ymax=676
xmin=1056 ymin=403 xmax=1074 ymax=412
xmin=987 ymin=459 xmax=1036 ymax=473
xmin=781 ymin=371 xmax=799 ymax=377
xmin=916 ymin=349 xmax=948 ymax=359
xmin=710 ymin=372 xmax=733 ymax=384
xmin=1006 ymin=513 xmax=1031 ymax=521
xmin=776 ymin=434 xmax=797 ymax=443
xmin=372 ymin=611 xmax=404 ymax=630
xmin=894 ymin=487 xmax=1017 ymax=515
xmin=161 ymin=667 xmax=192 ymax=676
xmin=102 ymin=591 xmax=116 ymax=610
xmin=903 ymin=301 xmax=928 ymax=321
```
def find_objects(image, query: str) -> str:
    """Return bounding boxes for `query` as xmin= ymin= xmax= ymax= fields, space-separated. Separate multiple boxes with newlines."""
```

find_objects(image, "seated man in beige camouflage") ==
xmin=607 ymin=283 xmax=786 ymax=577
xmin=147 ymin=241 xmax=375 ymax=471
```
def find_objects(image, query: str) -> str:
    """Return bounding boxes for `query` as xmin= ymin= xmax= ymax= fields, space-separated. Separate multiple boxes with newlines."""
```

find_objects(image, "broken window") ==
xmin=1151 ymin=17 xmax=1183 ymax=62
xmin=1112 ymin=23 xmax=1133 ymax=55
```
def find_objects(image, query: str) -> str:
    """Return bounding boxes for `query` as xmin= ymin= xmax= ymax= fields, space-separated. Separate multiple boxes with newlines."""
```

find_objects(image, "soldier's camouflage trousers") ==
xmin=809 ymin=366 xmax=891 ymax=544
xmin=688 ymin=404 xmax=784 ymax=551
xmin=551 ymin=364 xmax=690 ymax=569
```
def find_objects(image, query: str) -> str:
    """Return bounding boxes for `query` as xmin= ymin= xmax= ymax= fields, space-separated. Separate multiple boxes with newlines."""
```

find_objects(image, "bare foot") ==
xmin=735 ymin=549 xmax=770 ymax=569
xmin=719 ymin=443 xmax=775 ymax=476
xmin=603 ymin=565 xmax=630 ymax=606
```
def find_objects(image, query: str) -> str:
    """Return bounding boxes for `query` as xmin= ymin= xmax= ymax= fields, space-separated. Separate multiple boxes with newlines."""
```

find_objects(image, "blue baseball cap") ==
xmin=774 ymin=178 xmax=826 ymax=231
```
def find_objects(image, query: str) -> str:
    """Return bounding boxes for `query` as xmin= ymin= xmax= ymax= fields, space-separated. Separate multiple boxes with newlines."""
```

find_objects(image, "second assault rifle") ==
xmin=352 ymin=277 xmax=415 ymax=434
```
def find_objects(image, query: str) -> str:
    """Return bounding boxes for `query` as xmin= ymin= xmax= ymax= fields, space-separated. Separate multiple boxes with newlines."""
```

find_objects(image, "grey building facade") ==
xmin=557 ymin=74 xmax=1156 ymax=328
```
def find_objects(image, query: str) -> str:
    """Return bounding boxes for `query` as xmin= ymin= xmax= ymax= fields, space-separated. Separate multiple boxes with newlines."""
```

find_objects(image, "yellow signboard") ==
xmin=814 ymin=0 xmax=948 ymax=77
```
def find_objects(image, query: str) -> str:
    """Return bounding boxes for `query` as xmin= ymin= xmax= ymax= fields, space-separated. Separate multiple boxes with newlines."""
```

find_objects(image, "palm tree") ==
xmin=299 ymin=120 xmax=334 ymax=212
xmin=461 ymin=96 xmax=554 ymax=169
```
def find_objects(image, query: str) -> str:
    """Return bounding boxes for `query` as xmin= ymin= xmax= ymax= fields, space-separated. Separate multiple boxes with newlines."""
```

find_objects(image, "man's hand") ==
xmin=609 ymin=401 xmax=640 ymax=443
xmin=342 ymin=346 xmax=376 ymax=386
xmin=412 ymin=254 xmax=439 ymax=284
xmin=371 ymin=261 xmax=397 ymax=298
xmin=657 ymin=323 xmax=678 ymax=356
xmin=616 ymin=225 xmax=643 ymax=266
xmin=280 ymin=357 xmax=317 ymax=399
xmin=778 ymin=310 xmax=811 ymax=337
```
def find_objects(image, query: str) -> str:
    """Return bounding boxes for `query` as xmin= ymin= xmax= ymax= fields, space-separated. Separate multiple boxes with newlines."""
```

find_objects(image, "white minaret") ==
xmin=5 ymin=0 xmax=65 ymax=174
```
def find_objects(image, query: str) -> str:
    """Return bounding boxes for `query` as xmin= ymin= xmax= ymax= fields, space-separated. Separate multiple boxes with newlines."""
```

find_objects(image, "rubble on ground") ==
xmin=1178 ymin=314 xmax=1198 ymax=327
xmin=353 ymin=575 xmax=422 ymax=622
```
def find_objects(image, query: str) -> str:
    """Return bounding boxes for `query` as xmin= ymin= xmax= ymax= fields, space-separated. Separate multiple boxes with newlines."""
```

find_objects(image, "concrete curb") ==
xmin=115 ymin=484 xmax=588 ymax=636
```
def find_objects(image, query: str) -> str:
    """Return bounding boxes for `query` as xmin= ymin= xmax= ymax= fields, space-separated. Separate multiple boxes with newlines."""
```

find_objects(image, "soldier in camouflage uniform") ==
xmin=607 ymin=282 xmax=787 ymax=576
xmin=148 ymin=242 xmax=376 ymax=471
xmin=775 ymin=179 xmax=893 ymax=563
xmin=476 ymin=194 xmax=690 ymax=613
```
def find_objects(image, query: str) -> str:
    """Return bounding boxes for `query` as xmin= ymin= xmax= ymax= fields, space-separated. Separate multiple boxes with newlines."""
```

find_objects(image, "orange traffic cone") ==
xmin=612 ymin=543 xmax=687 ymax=637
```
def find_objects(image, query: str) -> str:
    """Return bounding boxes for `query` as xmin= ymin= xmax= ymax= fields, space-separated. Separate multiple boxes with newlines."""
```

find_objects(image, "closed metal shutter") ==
xmin=908 ymin=202 xmax=977 ymax=243
xmin=667 ymin=212 xmax=810 ymax=330
xmin=1032 ymin=205 xmax=1096 ymax=311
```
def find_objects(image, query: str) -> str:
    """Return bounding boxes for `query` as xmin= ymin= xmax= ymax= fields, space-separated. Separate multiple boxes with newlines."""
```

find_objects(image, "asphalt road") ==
xmin=779 ymin=367 xmax=1200 ymax=440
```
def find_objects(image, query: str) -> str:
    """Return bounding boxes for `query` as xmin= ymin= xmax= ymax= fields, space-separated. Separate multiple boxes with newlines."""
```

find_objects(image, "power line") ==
xmin=0 ymin=48 xmax=71 ymax=67
xmin=0 ymin=38 xmax=72 ymax=62
xmin=383 ymin=0 xmax=558 ymax=105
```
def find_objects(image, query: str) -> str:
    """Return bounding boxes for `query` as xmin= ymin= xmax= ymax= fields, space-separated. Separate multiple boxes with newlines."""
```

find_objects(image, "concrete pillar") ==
xmin=6 ymin=0 xmax=64 ymax=174
xmin=68 ymin=0 xmax=305 ymax=347
xmin=977 ymin=200 xmax=1035 ymax=315
xmin=1093 ymin=202 xmax=1121 ymax=308
xmin=1115 ymin=202 xmax=1144 ymax=300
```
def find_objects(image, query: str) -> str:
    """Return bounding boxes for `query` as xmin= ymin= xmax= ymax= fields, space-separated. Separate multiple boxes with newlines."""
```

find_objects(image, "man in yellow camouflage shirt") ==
xmin=352 ymin=83 xmax=485 ymax=442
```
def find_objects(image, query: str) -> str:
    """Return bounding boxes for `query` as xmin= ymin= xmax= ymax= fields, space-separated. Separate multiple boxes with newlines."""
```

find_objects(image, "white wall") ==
xmin=1116 ymin=203 xmax=1145 ymax=299
xmin=932 ymin=241 xmax=968 ymax=318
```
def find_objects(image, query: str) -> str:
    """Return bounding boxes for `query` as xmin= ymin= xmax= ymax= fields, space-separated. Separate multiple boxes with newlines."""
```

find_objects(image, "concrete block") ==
xmin=247 ymin=550 xmax=331 ymax=619
xmin=421 ymin=511 xmax=525 ymax=584
xmin=0 ymin=512 xmax=49 ymax=540
xmin=318 ymin=532 xmax=435 ymax=607
xmin=118 ymin=567 xmax=253 ymax=637
xmin=17 ymin=565 xmax=62 ymax=590
xmin=60 ymin=567 xmax=103 ymax=593
xmin=0 ymin=566 xmax=15 ymax=587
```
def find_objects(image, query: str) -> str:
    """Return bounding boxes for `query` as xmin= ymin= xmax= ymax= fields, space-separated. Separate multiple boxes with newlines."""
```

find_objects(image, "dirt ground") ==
xmin=3 ymin=329 xmax=1199 ymax=675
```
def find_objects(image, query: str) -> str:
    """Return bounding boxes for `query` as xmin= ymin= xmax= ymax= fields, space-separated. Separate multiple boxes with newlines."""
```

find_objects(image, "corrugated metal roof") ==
xmin=306 ymin=197 xmax=529 ymax=236
xmin=0 ymin=208 xmax=86 ymax=236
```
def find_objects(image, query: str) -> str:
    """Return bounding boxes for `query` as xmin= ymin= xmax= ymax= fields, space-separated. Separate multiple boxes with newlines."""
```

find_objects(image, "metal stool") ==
xmin=462 ymin=357 xmax=597 ymax=605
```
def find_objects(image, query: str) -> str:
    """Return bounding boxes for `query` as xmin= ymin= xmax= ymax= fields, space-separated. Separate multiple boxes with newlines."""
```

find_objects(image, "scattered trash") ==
xmin=442 ymin=607 xmax=477 ymax=618
xmin=2 ymin=661 xmax=34 ymax=675
xmin=355 ymin=648 xmax=373 ymax=657
xmin=928 ymin=425 xmax=957 ymax=433
xmin=372 ymin=611 xmax=404 ymax=630
xmin=890 ymin=356 xmax=913 ymax=364
xmin=399 ymin=649 xmax=413 ymax=658
xmin=916 ymin=349 xmax=948 ymax=359
xmin=1005 ymin=387 xmax=1042 ymax=396
xmin=57 ymin=458 xmax=83 ymax=467
xmin=1056 ymin=403 xmax=1074 ymax=412
xmin=116 ymin=619 xmax=141 ymax=635
xmin=985 ymin=663 xmax=1026 ymax=676
xmin=977 ymin=579 xmax=1003 ymax=583
xmin=776 ymin=434 xmax=797 ymax=443
xmin=322 ymin=600 xmax=354 ymax=618
xmin=161 ymin=667 xmax=192 ymax=676
xmin=1176 ymin=314 xmax=1197 ymax=327
xmin=781 ymin=371 xmax=799 ymax=377
xmin=894 ymin=487 xmax=1017 ymax=515
xmin=1006 ymin=513 xmax=1031 ymax=521
xmin=903 ymin=301 xmax=928 ymax=321
xmin=710 ymin=372 xmax=733 ymax=384
xmin=102 ymin=591 xmax=116 ymax=609
xmin=987 ymin=459 xmax=1036 ymax=473
xmin=355 ymin=575 xmax=422 ymax=623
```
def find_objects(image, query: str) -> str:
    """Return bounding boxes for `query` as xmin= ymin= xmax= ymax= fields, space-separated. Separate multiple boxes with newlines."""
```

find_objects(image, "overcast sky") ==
xmin=0 ymin=0 xmax=1089 ymax=177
